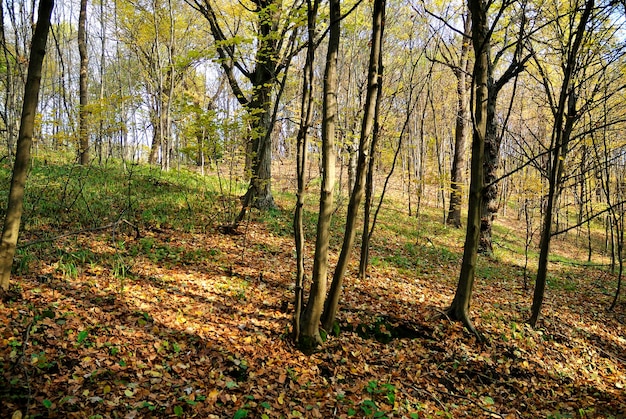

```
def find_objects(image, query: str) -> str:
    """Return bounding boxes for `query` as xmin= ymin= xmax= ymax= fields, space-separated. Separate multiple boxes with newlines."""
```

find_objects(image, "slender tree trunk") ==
xmin=298 ymin=0 xmax=340 ymax=351
xmin=0 ymin=0 xmax=54 ymax=292
xmin=529 ymin=0 xmax=593 ymax=327
xmin=78 ymin=0 xmax=89 ymax=164
xmin=97 ymin=0 xmax=105 ymax=164
xmin=293 ymin=0 xmax=319 ymax=343
xmin=321 ymin=0 xmax=385 ymax=331
xmin=446 ymin=12 xmax=471 ymax=228
xmin=445 ymin=0 xmax=488 ymax=336
xmin=610 ymin=207 xmax=623 ymax=310
xmin=0 ymin=1 xmax=17 ymax=158
xmin=149 ymin=110 xmax=161 ymax=165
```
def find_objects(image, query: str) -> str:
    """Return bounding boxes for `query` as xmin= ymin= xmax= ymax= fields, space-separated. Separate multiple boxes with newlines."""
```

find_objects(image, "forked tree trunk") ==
xmin=321 ymin=0 xmax=385 ymax=331
xmin=298 ymin=0 xmax=340 ymax=352
xmin=0 ymin=0 xmax=54 ymax=292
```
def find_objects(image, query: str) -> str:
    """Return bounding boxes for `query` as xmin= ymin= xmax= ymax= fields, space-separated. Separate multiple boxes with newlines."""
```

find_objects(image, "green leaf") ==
xmin=260 ymin=401 xmax=271 ymax=409
xmin=226 ymin=380 xmax=238 ymax=389
xmin=42 ymin=399 xmax=53 ymax=409
xmin=77 ymin=330 xmax=89 ymax=344
xmin=174 ymin=405 xmax=184 ymax=417
xmin=233 ymin=409 xmax=248 ymax=419
xmin=483 ymin=396 xmax=495 ymax=405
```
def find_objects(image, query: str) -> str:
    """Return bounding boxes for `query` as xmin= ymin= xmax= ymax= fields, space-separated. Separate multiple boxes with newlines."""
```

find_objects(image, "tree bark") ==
xmin=298 ymin=0 xmax=340 ymax=352
xmin=0 ymin=0 xmax=54 ymax=292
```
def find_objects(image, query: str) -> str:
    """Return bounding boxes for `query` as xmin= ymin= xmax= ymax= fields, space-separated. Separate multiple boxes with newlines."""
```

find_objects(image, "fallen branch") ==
xmin=17 ymin=219 xmax=140 ymax=249
xmin=443 ymin=390 xmax=504 ymax=418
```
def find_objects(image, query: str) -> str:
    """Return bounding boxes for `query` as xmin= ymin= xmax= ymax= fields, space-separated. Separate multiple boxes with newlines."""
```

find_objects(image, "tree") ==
xmin=293 ymin=0 xmax=319 ymax=342
xmin=478 ymin=2 xmax=532 ymax=255
xmin=529 ymin=0 xmax=605 ymax=326
xmin=321 ymin=0 xmax=386 ymax=331
xmin=445 ymin=0 xmax=489 ymax=336
xmin=0 ymin=0 xmax=54 ymax=292
xmin=188 ymin=0 xmax=302 ymax=212
xmin=298 ymin=0 xmax=340 ymax=351
xmin=446 ymin=10 xmax=472 ymax=228
xmin=78 ymin=0 xmax=89 ymax=164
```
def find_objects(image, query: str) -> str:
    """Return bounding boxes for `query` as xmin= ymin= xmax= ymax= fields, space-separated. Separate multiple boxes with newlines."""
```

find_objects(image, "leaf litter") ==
xmin=0 ymin=211 xmax=625 ymax=418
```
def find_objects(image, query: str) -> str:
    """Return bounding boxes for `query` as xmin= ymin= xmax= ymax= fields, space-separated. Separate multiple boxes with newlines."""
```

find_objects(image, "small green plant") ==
xmin=14 ymin=249 xmax=34 ymax=275
xmin=76 ymin=329 xmax=92 ymax=347
xmin=56 ymin=256 xmax=78 ymax=279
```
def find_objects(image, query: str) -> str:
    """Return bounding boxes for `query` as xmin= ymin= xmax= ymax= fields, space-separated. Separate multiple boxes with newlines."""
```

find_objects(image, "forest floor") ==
xmin=1 ymin=162 xmax=625 ymax=418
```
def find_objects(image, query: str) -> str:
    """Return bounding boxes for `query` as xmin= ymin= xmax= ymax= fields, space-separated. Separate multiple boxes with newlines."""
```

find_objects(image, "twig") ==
xmin=410 ymin=385 xmax=447 ymax=411
xmin=596 ymin=346 xmax=626 ymax=364
xmin=444 ymin=391 xmax=504 ymax=418
xmin=12 ymin=319 xmax=34 ymax=417
xmin=17 ymin=219 xmax=140 ymax=249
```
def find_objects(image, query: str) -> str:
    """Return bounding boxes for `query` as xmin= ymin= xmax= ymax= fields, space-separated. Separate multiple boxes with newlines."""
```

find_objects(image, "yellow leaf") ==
xmin=208 ymin=389 xmax=219 ymax=401
xmin=277 ymin=393 xmax=285 ymax=405
xmin=103 ymin=385 xmax=111 ymax=395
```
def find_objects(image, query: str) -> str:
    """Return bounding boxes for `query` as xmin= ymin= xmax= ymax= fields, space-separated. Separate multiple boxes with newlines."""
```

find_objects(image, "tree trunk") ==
xmin=298 ymin=0 xmax=340 ymax=352
xmin=293 ymin=0 xmax=319 ymax=343
xmin=0 ymin=1 xmax=18 ymax=158
xmin=478 ymin=93 xmax=500 ymax=255
xmin=478 ymin=16 xmax=531 ymax=255
xmin=529 ymin=0 xmax=593 ymax=326
xmin=78 ymin=0 xmax=89 ymax=165
xmin=321 ymin=0 xmax=385 ymax=331
xmin=0 ymin=0 xmax=54 ymax=292
xmin=446 ymin=13 xmax=471 ymax=228
xmin=445 ymin=0 xmax=488 ymax=336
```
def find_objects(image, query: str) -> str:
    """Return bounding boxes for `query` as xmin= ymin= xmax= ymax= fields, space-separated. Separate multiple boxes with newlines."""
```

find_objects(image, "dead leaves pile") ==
xmin=1 ymin=219 xmax=625 ymax=418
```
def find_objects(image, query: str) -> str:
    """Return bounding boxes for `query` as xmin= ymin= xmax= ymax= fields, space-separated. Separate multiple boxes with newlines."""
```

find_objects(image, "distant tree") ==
xmin=78 ymin=0 xmax=89 ymax=164
xmin=188 ymin=0 xmax=302 ymax=212
xmin=0 ymin=0 xmax=54 ymax=292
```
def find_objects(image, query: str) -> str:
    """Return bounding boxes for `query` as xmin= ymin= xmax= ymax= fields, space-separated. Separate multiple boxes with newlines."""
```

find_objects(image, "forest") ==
xmin=0 ymin=0 xmax=626 ymax=417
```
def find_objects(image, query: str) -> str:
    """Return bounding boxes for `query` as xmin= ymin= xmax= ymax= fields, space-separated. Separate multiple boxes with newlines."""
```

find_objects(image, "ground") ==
xmin=0 ymin=173 xmax=625 ymax=418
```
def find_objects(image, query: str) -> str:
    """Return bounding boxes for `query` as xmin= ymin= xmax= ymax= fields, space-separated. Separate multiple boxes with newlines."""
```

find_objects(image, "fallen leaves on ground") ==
xmin=1 ymin=213 xmax=625 ymax=419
